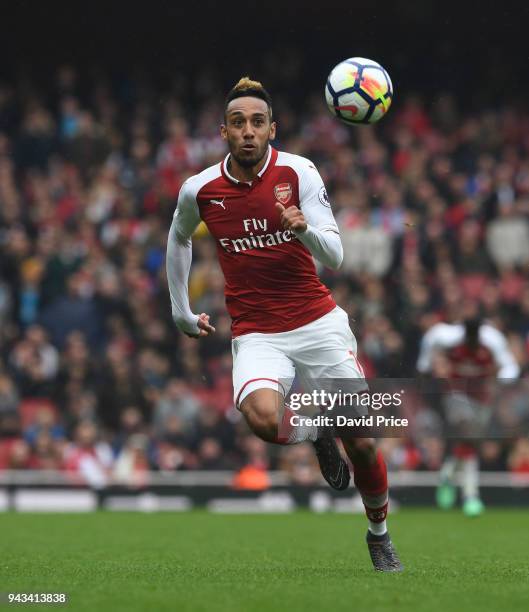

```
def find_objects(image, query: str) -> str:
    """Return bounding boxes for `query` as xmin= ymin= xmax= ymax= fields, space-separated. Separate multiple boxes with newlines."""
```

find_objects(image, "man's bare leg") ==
xmin=240 ymin=389 xmax=349 ymax=489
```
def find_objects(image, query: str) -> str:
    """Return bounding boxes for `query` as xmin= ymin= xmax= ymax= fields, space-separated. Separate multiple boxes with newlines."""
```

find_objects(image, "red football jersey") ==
xmin=447 ymin=343 xmax=497 ymax=401
xmin=447 ymin=344 xmax=497 ymax=380
xmin=174 ymin=147 xmax=338 ymax=337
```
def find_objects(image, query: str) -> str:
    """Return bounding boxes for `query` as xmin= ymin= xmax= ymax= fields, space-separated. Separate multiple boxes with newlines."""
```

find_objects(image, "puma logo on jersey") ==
xmin=210 ymin=198 xmax=226 ymax=209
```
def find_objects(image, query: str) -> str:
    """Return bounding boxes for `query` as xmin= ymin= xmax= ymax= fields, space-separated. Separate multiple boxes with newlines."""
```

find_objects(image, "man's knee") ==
xmin=240 ymin=389 xmax=283 ymax=443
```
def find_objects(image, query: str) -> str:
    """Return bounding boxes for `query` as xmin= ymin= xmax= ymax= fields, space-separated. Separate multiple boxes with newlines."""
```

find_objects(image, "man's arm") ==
xmin=166 ymin=181 xmax=215 ymax=337
xmin=277 ymin=159 xmax=343 ymax=269
xmin=481 ymin=325 xmax=520 ymax=380
xmin=416 ymin=325 xmax=438 ymax=374
xmin=416 ymin=323 xmax=461 ymax=373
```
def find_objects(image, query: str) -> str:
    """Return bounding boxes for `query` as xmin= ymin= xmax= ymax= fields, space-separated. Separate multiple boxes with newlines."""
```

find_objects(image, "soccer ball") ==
xmin=325 ymin=57 xmax=393 ymax=125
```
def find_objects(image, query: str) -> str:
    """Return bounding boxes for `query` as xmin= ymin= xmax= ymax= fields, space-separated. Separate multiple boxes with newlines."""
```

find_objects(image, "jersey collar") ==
xmin=221 ymin=145 xmax=276 ymax=185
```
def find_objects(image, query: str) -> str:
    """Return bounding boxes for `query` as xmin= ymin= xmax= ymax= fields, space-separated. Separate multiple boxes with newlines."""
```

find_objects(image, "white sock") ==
xmin=461 ymin=457 xmax=479 ymax=500
xmin=440 ymin=456 xmax=458 ymax=484
xmin=277 ymin=407 xmax=319 ymax=444
xmin=286 ymin=422 xmax=318 ymax=444
xmin=368 ymin=519 xmax=387 ymax=536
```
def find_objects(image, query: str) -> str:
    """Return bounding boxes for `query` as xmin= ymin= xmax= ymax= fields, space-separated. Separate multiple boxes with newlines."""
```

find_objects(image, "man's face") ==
xmin=221 ymin=96 xmax=276 ymax=168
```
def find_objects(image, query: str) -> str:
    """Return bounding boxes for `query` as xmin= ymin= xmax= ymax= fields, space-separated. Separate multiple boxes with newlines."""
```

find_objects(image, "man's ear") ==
xmin=220 ymin=124 xmax=228 ymax=140
xmin=269 ymin=121 xmax=277 ymax=141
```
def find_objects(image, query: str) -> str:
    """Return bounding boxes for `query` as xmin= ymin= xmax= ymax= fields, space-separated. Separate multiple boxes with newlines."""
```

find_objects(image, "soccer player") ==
xmin=166 ymin=77 xmax=402 ymax=571
xmin=417 ymin=316 xmax=520 ymax=516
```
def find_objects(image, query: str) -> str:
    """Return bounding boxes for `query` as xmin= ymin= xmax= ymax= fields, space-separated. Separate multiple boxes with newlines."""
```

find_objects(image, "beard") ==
xmin=230 ymin=142 xmax=268 ymax=168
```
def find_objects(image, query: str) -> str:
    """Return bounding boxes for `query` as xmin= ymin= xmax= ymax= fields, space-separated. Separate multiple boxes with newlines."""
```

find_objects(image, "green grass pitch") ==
xmin=1 ymin=509 xmax=528 ymax=611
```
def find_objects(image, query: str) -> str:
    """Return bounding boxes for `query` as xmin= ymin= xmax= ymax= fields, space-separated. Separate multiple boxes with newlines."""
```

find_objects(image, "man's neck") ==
xmin=228 ymin=148 xmax=269 ymax=183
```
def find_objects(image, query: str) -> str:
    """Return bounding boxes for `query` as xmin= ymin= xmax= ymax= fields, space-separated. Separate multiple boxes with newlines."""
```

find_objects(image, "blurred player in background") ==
xmin=166 ymin=77 xmax=402 ymax=571
xmin=417 ymin=316 xmax=520 ymax=516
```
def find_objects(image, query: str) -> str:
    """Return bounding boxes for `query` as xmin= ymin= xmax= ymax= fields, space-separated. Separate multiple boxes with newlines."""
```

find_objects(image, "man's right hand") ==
xmin=177 ymin=312 xmax=216 ymax=338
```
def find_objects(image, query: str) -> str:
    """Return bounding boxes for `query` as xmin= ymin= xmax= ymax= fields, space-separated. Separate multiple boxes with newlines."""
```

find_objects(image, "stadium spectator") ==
xmin=153 ymin=378 xmax=200 ymax=436
xmin=24 ymin=404 xmax=65 ymax=446
xmin=113 ymin=433 xmax=151 ymax=487
xmin=278 ymin=444 xmax=321 ymax=485
xmin=508 ymin=438 xmax=529 ymax=474
xmin=64 ymin=421 xmax=113 ymax=488
xmin=28 ymin=431 xmax=64 ymax=470
xmin=486 ymin=201 xmax=529 ymax=269
xmin=0 ymin=373 xmax=19 ymax=416
xmin=9 ymin=325 xmax=59 ymax=397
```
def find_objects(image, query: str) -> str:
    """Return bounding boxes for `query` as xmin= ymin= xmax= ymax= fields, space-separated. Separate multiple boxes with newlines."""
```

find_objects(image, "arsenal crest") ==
xmin=274 ymin=183 xmax=292 ymax=205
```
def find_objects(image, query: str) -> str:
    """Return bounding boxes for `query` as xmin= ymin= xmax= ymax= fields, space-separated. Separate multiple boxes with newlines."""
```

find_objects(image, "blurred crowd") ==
xmin=1 ymin=65 xmax=529 ymax=488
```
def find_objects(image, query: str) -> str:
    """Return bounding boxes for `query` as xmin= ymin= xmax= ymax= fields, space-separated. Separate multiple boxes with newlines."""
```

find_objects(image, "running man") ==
xmin=417 ymin=316 xmax=520 ymax=516
xmin=166 ymin=77 xmax=402 ymax=570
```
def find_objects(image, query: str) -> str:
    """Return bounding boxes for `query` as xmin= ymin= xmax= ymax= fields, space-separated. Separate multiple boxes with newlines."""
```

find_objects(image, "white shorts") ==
xmin=232 ymin=306 xmax=365 ymax=408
